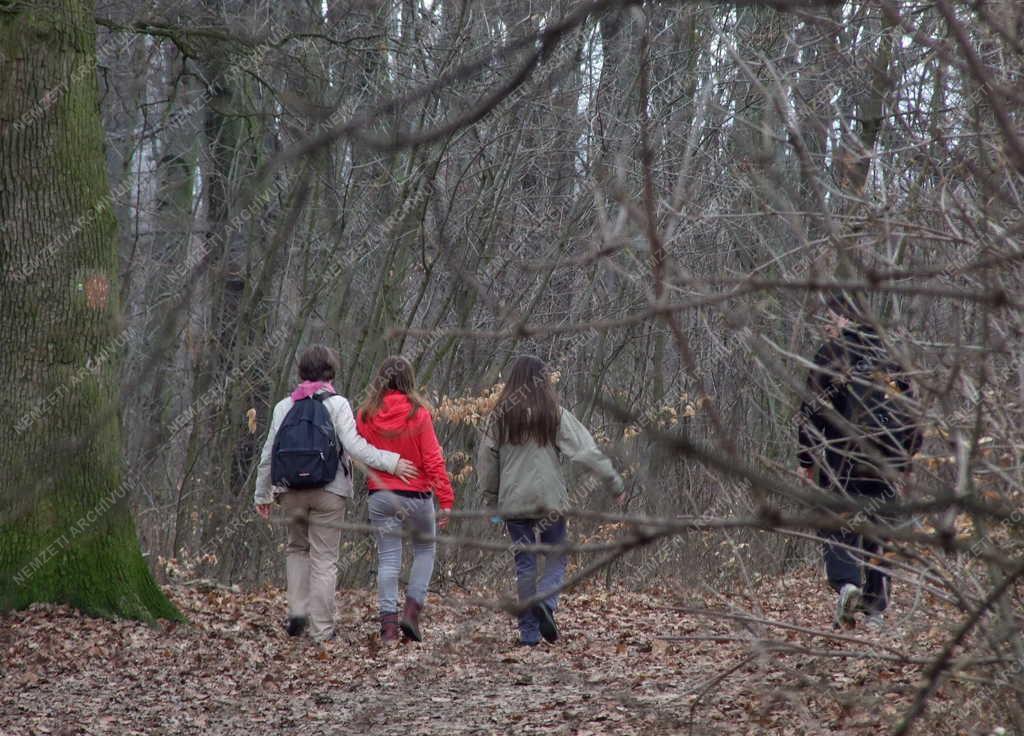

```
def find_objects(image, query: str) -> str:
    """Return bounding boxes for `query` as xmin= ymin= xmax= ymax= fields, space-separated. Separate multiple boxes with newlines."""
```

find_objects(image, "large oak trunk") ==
xmin=0 ymin=0 xmax=180 ymax=621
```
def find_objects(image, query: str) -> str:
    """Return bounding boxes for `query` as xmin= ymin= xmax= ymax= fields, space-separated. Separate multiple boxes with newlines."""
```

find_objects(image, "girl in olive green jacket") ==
xmin=477 ymin=355 xmax=624 ymax=646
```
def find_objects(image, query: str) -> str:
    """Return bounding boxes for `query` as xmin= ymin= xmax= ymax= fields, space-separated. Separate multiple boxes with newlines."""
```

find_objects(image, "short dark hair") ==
xmin=822 ymin=292 xmax=866 ymax=322
xmin=297 ymin=345 xmax=339 ymax=382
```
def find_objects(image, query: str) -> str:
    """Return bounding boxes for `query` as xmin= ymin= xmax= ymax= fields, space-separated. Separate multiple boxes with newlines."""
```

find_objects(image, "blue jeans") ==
xmin=506 ymin=517 xmax=568 ymax=644
xmin=820 ymin=482 xmax=894 ymax=614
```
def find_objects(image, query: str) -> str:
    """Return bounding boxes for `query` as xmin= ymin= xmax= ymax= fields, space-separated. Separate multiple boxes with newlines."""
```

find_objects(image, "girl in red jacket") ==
xmin=357 ymin=355 xmax=455 ymax=642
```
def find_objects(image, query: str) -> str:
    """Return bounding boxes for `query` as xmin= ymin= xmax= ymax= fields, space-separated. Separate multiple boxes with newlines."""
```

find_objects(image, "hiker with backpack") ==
xmin=254 ymin=345 xmax=418 ymax=643
xmin=796 ymin=295 xmax=922 ymax=629
xmin=356 ymin=355 xmax=455 ymax=643
xmin=477 ymin=355 xmax=626 ymax=647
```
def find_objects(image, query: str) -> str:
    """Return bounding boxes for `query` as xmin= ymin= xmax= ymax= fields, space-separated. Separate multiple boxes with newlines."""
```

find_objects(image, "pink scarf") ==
xmin=290 ymin=381 xmax=336 ymax=401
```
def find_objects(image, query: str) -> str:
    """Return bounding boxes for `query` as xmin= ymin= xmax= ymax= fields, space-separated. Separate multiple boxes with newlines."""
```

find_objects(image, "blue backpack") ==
xmin=270 ymin=394 xmax=347 ymax=489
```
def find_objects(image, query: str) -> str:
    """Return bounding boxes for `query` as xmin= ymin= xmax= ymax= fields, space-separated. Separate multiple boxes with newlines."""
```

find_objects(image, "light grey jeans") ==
xmin=368 ymin=491 xmax=436 ymax=614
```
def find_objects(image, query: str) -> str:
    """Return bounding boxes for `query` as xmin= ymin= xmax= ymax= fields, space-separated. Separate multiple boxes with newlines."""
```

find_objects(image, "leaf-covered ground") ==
xmin=0 ymin=568 xmax=1003 ymax=735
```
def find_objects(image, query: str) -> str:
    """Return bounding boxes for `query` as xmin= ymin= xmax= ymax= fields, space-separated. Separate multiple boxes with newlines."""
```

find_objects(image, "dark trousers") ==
xmin=506 ymin=517 xmax=568 ymax=644
xmin=821 ymin=524 xmax=890 ymax=613
xmin=820 ymin=478 xmax=895 ymax=613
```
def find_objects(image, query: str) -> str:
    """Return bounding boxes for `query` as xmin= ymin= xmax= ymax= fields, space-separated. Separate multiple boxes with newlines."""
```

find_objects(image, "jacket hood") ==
xmin=364 ymin=390 xmax=417 ymax=431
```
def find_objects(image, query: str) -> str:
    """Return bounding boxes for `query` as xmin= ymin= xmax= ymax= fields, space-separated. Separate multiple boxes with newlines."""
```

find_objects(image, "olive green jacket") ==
xmin=477 ymin=408 xmax=624 ymax=515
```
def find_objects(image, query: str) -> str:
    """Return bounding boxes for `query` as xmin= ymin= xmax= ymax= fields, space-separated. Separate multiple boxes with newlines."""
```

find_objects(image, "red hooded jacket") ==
xmin=356 ymin=390 xmax=455 ymax=510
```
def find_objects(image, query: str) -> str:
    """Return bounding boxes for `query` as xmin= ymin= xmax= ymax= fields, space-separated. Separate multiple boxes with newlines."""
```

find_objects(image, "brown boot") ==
xmin=380 ymin=612 xmax=400 ymax=642
xmin=400 ymin=597 xmax=423 ymax=642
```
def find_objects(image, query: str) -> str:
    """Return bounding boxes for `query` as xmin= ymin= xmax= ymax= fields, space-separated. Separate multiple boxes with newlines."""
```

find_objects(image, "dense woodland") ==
xmin=2 ymin=0 xmax=1024 ymax=732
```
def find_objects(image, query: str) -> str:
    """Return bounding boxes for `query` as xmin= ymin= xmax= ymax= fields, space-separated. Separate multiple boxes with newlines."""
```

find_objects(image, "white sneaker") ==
xmin=863 ymin=611 xmax=886 ymax=630
xmin=835 ymin=584 xmax=862 ymax=629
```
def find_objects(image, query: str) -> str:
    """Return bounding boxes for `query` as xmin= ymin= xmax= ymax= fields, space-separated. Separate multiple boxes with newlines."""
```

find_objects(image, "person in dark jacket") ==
xmin=796 ymin=294 xmax=922 ymax=629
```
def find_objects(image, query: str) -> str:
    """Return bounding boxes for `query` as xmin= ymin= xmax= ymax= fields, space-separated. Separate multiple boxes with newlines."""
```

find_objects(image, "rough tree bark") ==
xmin=0 ymin=0 xmax=180 ymax=620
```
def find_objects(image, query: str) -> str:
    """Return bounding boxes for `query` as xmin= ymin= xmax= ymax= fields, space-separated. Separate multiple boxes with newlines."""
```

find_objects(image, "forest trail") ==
xmin=0 ymin=569 xmax=994 ymax=735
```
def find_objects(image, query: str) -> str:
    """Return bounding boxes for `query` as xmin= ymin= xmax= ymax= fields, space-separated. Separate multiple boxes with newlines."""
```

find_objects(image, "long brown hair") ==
xmin=491 ymin=355 xmax=560 ymax=446
xmin=360 ymin=355 xmax=431 ymax=421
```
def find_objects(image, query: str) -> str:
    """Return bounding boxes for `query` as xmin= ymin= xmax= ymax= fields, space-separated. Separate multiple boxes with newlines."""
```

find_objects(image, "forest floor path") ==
xmin=0 ymin=568 xmax=996 ymax=735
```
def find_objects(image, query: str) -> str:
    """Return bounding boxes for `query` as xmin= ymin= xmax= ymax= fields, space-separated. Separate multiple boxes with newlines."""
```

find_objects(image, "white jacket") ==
xmin=254 ymin=391 xmax=400 ymax=503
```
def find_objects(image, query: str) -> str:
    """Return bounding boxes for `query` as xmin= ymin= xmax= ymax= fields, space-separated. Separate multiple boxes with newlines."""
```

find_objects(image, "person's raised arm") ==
xmin=556 ymin=408 xmax=624 ymax=498
xmin=330 ymin=396 xmax=402 ymax=473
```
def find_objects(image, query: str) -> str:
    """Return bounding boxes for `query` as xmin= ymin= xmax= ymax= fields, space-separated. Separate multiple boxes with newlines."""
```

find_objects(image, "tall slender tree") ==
xmin=0 ymin=0 xmax=180 ymax=620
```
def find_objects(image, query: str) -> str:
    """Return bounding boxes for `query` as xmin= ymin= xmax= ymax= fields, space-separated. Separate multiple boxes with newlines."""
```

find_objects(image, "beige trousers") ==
xmin=279 ymin=489 xmax=346 ymax=641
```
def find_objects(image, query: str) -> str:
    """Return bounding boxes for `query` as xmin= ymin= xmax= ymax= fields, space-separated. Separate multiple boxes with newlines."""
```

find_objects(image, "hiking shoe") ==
xmin=834 ymin=584 xmax=862 ymax=629
xmin=285 ymin=616 xmax=307 ymax=637
xmin=517 ymin=639 xmax=539 ymax=648
xmin=400 ymin=597 xmax=423 ymax=642
xmin=534 ymin=602 xmax=559 ymax=643
xmin=863 ymin=611 xmax=886 ymax=630
xmin=380 ymin=612 xmax=400 ymax=643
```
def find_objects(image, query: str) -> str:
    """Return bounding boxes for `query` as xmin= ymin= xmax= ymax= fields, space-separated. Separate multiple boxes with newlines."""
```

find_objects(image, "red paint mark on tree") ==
xmin=84 ymin=275 xmax=110 ymax=310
